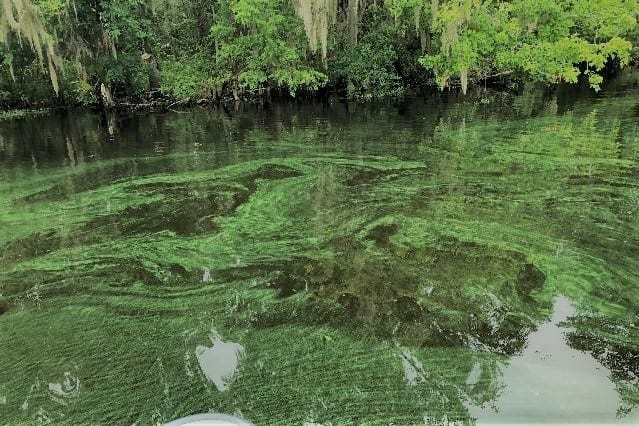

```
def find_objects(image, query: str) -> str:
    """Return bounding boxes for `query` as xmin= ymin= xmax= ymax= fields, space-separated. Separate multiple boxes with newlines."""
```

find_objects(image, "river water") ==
xmin=1 ymin=74 xmax=638 ymax=425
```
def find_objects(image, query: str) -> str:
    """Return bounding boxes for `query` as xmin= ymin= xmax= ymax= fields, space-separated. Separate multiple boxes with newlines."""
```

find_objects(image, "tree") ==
xmin=1 ymin=0 xmax=639 ymax=104
xmin=419 ymin=0 xmax=637 ymax=93
xmin=209 ymin=0 xmax=327 ymax=99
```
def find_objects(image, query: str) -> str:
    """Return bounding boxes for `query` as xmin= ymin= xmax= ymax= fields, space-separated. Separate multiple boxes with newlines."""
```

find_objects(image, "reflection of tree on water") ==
xmin=567 ymin=316 xmax=639 ymax=417
xmin=468 ymin=297 xmax=638 ymax=423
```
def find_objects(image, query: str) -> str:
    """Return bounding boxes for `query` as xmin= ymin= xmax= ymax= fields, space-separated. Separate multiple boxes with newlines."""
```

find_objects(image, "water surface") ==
xmin=1 ymin=75 xmax=638 ymax=425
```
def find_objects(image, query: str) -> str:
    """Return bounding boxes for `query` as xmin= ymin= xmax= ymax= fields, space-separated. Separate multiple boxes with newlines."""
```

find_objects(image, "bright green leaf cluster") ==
xmin=419 ymin=0 xmax=637 ymax=93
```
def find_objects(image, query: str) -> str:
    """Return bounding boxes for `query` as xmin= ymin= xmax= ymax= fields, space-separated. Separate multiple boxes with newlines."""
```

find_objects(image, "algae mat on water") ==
xmin=1 ymin=83 xmax=639 ymax=425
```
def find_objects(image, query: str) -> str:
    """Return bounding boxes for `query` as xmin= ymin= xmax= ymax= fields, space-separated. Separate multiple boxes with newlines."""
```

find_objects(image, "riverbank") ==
xmin=0 ymin=78 xmax=576 ymax=117
xmin=2 ymin=63 xmax=633 ymax=116
xmin=0 ymin=109 xmax=51 ymax=121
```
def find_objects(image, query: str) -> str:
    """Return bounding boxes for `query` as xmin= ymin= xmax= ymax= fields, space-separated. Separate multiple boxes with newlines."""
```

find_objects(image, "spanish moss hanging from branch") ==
xmin=292 ymin=0 xmax=337 ymax=64
xmin=0 ymin=0 xmax=63 ymax=93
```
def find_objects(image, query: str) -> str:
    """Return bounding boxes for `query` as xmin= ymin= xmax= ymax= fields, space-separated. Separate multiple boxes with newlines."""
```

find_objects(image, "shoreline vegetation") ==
xmin=1 ymin=0 xmax=639 ymax=110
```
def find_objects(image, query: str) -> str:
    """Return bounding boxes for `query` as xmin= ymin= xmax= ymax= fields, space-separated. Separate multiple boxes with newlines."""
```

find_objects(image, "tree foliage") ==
xmin=419 ymin=0 xmax=638 ymax=93
xmin=0 ymin=0 xmax=62 ymax=92
xmin=0 ymin=0 xmax=638 ymax=105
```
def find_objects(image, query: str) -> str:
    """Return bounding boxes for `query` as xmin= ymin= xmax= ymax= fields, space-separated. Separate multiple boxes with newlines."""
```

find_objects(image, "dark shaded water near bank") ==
xmin=1 ymin=73 xmax=638 ymax=425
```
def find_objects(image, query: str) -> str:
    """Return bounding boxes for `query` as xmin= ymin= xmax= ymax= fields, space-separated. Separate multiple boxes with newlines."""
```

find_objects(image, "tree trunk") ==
xmin=419 ymin=28 xmax=431 ymax=53
xmin=460 ymin=69 xmax=469 ymax=95
xmin=347 ymin=0 xmax=359 ymax=46
xmin=100 ymin=83 xmax=115 ymax=109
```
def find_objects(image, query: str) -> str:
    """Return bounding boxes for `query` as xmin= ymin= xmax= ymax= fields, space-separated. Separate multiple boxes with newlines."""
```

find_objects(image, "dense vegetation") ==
xmin=1 ymin=0 xmax=639 ymax=106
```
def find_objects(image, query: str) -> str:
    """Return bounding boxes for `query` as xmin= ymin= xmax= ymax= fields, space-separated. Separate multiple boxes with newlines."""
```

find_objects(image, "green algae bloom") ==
xmin=1 ymin=76 xmax=639 ymax=425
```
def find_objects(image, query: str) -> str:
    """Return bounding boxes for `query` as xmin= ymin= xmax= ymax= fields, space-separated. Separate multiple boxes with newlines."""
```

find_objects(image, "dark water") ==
xmin=1 ymin=74 xmax=638 ymax=425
